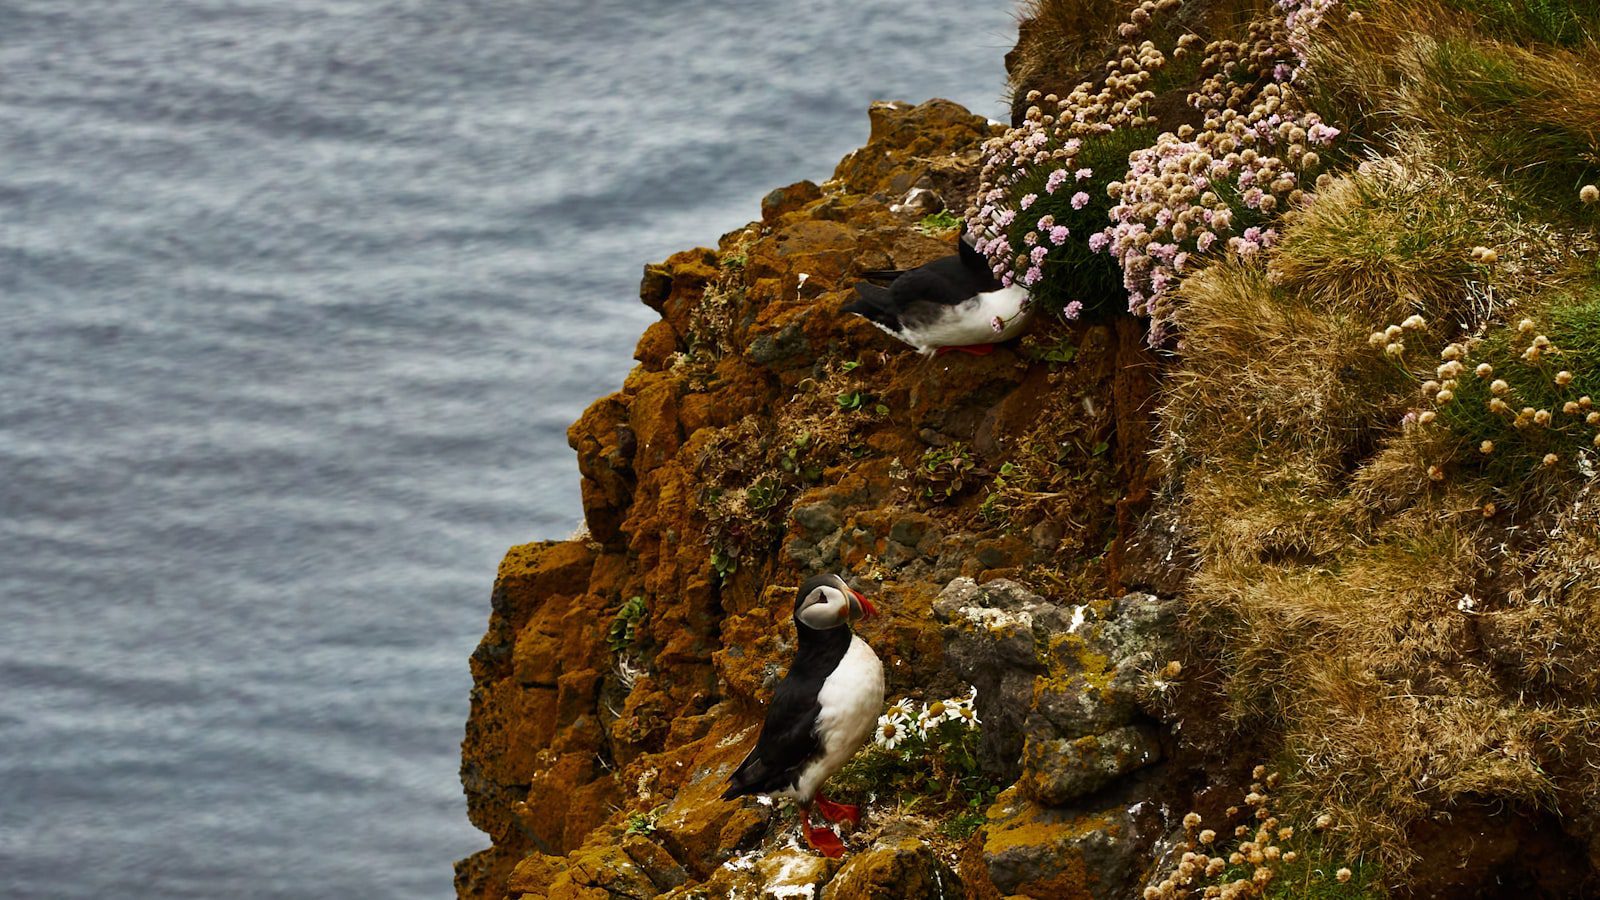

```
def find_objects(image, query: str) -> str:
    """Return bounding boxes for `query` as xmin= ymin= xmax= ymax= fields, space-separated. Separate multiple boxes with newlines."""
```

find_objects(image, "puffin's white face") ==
xmin=796 ymin=576 xmax=877 ymax=630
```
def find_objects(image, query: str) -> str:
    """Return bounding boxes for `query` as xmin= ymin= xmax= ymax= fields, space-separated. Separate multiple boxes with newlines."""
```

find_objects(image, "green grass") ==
xmin=1431 ymin=277 xmax=1600 ymax=485
xmin=917 ymin=210 xmax=964 ymax=234
xmin=1218 ymin=849 xmax=1386 ymax=900
xmin=1439 ymin=0 xmax=1600 ymax=45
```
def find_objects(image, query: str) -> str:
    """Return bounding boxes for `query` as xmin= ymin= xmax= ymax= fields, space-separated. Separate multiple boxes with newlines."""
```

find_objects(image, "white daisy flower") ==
xmin=874 ymin=713 xmax=911 ymax=750
xmin=951 ymin=701 xmax=980 ymax=728
xmin=884 ymin=699 xmax=916 ymax=721
xmin=918 ymin=698 xmax=961 ymax=734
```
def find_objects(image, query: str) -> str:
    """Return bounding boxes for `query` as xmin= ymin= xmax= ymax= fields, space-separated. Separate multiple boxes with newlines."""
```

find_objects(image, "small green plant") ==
xmin=745 ymin=476 xmax=785 ymax=513
xmin=778 ymin=431 xmax=823 ymax=482
xmin=720 ymin=253 xmax=746 ymax=269
xmin=832 ymin=691 xmax=1000 ymax=832
xmin=916 ymin=443 xmax=977 ymax=501
xmin=916 ymin=210 xmax=964 ymax=234
xmin=1034 ymin=336 xmax=1078 ymax=365
xmin=623 ymin=809 xmax=659 ymax=836
xmin=979 ymin=461 xmax=1023 ymax=522
xmin=607 ymin=595 xmax=649 ymax=656
xmin=940 ymin=804 xmax=990 ymax=841
xmin=710 ymin=547 xmax=738 ymax=583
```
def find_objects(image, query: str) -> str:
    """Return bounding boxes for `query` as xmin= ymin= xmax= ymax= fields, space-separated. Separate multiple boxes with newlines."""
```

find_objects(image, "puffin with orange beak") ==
xmin=722 ymin=573 xmax=884 ymax=857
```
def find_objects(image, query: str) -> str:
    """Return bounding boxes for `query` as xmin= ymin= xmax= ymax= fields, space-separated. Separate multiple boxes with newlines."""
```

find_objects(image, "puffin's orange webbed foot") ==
xmin=801 ymin=807 xmax=847 ymax=858
xmin=935 ymin=343 xmax=996 ymax=356
xmin=813 ymin=795 xmax=860 ymax=827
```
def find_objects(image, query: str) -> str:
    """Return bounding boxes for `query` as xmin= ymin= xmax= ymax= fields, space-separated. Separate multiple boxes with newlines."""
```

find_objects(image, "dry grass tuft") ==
xmin=1306 ymin=0 xmax=1600 ymax=215
xmin=1163 ymin=137 xmax=1600 ymax=871
xmin=1009 ymin=0 xmax=1135 ymax=107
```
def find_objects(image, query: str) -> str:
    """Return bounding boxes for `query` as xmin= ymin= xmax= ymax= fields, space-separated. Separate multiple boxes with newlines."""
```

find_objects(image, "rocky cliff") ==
xmin=459 ymin=2 xmax=1600 ymax=897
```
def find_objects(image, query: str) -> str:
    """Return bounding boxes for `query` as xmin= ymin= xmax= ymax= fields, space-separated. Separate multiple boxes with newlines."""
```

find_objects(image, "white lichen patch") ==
xmin=723 ymin=849 xmax=761 ymax=872
xmin=959 ymin=605 xmax=1033 ymax=630
xmin=1068 ymin=604 xmax=1088 ymax=633
xmin=716 ymin=725 xmax=758 ymax=749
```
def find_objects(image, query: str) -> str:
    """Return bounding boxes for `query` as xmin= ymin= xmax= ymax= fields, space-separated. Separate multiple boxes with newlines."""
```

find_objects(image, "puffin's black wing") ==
xmin=857 ymin=268 xmax=905 ymax=284
xmin=892 ymin=242 xmax=1004 ymax=306
xmin=721 ymin=675 xmax=822 ymax=799
xmin=841 ymin=282 xmax=900 ymax=331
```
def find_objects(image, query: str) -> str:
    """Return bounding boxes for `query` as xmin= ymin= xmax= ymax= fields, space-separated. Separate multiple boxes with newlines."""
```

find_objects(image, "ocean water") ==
xmin=0 ymin=1 xmax=1011 ymax=896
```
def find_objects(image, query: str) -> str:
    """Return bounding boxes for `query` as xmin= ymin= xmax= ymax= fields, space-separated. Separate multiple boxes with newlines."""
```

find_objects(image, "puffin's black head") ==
xmin=794 ymin=573 xmax=878 ymax=631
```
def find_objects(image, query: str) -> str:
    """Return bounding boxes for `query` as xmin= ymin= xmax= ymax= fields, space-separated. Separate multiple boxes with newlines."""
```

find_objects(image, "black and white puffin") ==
xmin=722 ymin=573 xmax=885 ymax=858
xmin=843 ymin=236 xmax=1031 ymax=356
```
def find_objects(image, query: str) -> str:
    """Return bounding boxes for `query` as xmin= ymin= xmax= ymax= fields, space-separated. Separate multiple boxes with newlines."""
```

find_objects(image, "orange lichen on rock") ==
xmin=456 ymin=96 xmax=1172 ymax=899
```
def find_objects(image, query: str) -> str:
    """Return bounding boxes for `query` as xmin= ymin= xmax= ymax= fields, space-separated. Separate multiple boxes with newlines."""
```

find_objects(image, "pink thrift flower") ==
xmin=1019 ymin=193 xmax=1038 ymax=210
xmin=990 ymin=315 xmax=1005 ymax=333
xmin=1023 ymin=266 xmax=1042 ymax=285
xmin=1050 ymin=225 xmax=1070 ymax=245
xmin=1064 ymin=300 xmax=1084 ymax=318
xmin=1088 ymin=232 xmax=1109 ymax=253
xmin=1071 ymin=191 xmax=1090 ymax=210
xmin=1030 ymin=245 xmax=1049 ymax=264
xmin=1045 ymin=169 xmax=1069 ymax=194
xmin=1076 ymin=168 xmax=1093 ymax=181
xmin=1196 ymin=231 xmax=1216 ymax=252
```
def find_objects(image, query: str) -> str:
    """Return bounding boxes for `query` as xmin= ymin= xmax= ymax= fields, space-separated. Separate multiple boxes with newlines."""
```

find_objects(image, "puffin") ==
xmin=722 ymin=573 xmax=885 ymax=858
xmin=842 ymin=236 xmax=1031 ymax=356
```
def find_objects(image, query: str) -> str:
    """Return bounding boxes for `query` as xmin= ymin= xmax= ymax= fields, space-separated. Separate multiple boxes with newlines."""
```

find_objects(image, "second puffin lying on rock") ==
xmin=721 ymin=574 xmax=884 ymax=858
xmin=843 ymin=235 xmax=1032 ymax=356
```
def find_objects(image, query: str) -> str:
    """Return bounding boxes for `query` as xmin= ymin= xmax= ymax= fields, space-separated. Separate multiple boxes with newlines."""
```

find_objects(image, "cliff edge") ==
xmin=460 ymin=2 xmax=1600 ymax=897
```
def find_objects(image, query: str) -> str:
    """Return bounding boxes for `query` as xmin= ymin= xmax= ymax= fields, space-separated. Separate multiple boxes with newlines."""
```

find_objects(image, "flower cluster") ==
xmin=1374 ymin=307 xmax=1600 ymax=483
xmin=1107 ymin=6 xmax=1339 ymax=343
xmin=874 ymin=688 xmax=979 ymax=751
xmin=966 ymin=0 xmax=1340 ymax=344
xmin=1145 ymin=766 xmax=1359 ymax=899
xmin=964 ymin=2 xmax=1178 ymax=317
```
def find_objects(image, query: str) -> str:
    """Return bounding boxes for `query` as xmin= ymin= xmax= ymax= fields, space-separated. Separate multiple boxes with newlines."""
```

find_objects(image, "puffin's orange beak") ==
xmin=848 ymin=588 xmax=878 ymax=620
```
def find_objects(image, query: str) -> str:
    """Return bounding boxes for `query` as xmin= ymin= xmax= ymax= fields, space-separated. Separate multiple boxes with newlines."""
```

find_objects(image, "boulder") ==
xmin=981 ymin=787 xmax=1165 ymax=900
xmin=827 ymin=833 xmax=963 ymax=899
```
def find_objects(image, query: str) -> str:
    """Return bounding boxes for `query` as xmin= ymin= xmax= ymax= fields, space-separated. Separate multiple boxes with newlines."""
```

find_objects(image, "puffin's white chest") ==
xmin=782 ymin=634 xmax=884 ymax=803
xmin=898 ymin=285 xmax=1032 ymax=355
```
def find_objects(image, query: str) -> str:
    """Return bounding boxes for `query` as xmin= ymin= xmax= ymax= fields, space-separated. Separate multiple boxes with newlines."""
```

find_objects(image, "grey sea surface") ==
xmin=0 ymin=1 xmax=1012 ymax=896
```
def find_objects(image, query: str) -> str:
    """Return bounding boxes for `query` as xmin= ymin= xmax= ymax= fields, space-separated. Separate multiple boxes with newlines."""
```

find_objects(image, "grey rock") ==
xmin=746 ymin=320 xmax=807 ymax=366
xmin=982 ymin=786 xmax=1169 ymax=900
xmin=827 ymin=831 xmax=962 ymax=899
xmin=1020 ymin=724 xmax=1163 ymax=806
xmin=934 ymin=578 xmax=1054 ymax=780
xmin=790 ymin=502 xmax=841 ymax=540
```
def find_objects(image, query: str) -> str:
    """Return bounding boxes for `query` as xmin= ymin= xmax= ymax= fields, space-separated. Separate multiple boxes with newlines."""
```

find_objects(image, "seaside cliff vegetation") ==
xmin=459 ymin=1 xmax=1600 ymax=897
